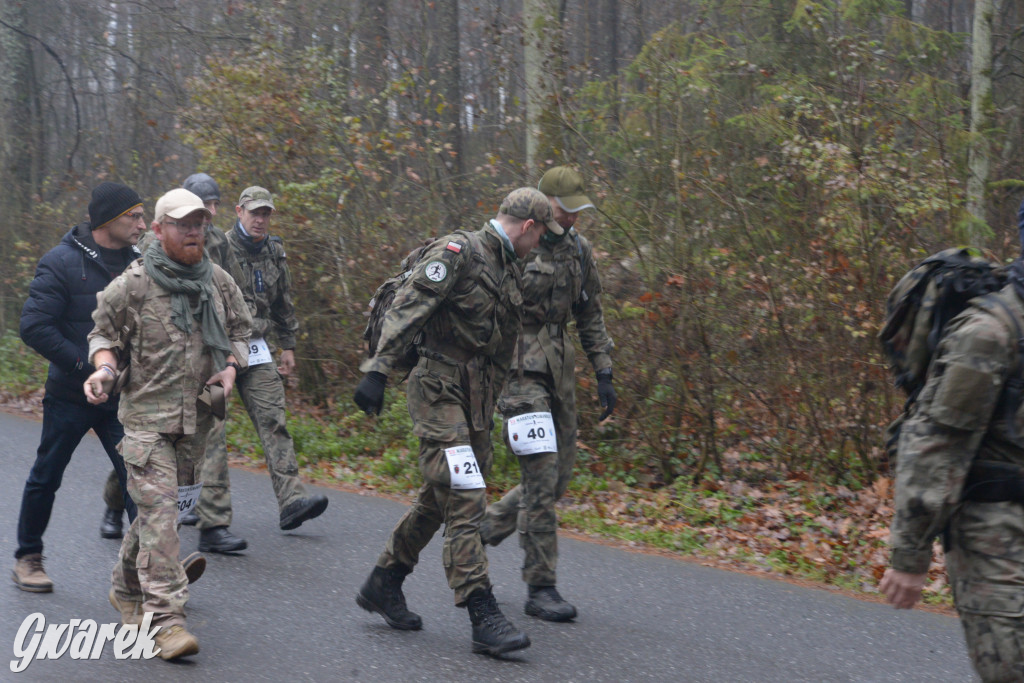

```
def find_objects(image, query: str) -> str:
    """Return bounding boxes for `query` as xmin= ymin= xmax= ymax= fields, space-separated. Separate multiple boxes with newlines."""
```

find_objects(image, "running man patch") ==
xmin=424 ymin=261 xmax=447 ymax=282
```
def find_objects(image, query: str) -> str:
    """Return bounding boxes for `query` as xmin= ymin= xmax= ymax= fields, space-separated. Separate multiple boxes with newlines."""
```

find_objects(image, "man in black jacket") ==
xmin=13 ymin=182 xmax=144 ymax=592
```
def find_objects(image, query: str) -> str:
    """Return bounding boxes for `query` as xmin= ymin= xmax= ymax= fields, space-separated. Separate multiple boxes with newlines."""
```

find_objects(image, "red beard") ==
xmin=163 ymin=238 xmax=204 ymax=266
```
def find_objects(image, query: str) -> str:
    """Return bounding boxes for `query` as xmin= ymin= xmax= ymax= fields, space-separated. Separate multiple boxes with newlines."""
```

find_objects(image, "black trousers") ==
xmin=15 ymin=394 xmax=136 ymax=558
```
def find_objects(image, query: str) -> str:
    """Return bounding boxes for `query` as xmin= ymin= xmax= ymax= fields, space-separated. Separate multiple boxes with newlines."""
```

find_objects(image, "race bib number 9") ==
xmin=177 ymin=483 xmax=203 ymax=523
xmin=444 ymin=445 xmax=486 ymax=490
xmin=248 ymin=337 xmax=272 ymax=366
xmin=507 ymin=412 xmax=557 ymax=455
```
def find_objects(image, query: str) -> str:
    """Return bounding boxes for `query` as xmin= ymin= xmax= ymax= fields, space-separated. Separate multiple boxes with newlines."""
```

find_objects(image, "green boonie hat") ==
xmin=238 ymin=186 xmax=275 ymax=211
xmin=537 ymin=166 xmax=595 ymax=213
xmin=499 ymin=187 xmax=563 ymax=235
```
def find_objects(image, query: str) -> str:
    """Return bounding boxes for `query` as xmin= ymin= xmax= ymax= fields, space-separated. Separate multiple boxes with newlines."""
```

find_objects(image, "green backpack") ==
xmin=879 ymin=247 xmax=1006 ymax=401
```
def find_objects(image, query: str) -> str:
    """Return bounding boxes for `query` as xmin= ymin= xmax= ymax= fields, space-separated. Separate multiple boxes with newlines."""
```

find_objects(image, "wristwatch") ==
xmin=226 ymin=361 xmax=242 ymax=374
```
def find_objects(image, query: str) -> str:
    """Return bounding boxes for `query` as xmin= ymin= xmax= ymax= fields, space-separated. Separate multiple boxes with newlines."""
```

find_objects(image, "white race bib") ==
xmin=248 ymin=337 xmax=272 ymax=366
xmin=176 ymin=483 xmax=203 ymax=523
xmin=507 ymin=412 xmax=558 ymax=455
xmin=444 ymin=446 xmax=486 ymax=490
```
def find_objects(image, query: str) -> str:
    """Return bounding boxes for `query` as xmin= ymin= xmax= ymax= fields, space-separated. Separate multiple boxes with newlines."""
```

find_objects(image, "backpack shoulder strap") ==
xmin=572 ymin=230 xmax=590 ymax=304
xmin=973 ymin=290 xmax=1024 ymax=372
xmin=973 ymin=289 xmax=1024 ymax=440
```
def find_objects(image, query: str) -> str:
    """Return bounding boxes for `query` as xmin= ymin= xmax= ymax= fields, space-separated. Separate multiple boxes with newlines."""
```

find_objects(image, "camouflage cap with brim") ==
xmin=498 ymin=187 xmax=563 ymax=235
xmin=538 ymin=166 xmax=595 ymax=213
xmin=238 ymin=186 xmax=275 ymax=211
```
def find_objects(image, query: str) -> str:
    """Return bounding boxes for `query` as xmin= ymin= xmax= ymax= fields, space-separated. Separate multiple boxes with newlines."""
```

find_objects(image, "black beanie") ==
xmin=88 ymin=182 xmax=142 ymax=230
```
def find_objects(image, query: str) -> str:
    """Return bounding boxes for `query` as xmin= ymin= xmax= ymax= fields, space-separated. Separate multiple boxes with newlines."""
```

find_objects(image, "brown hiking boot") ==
xmin=182 ymin=552 xmax=206 ymax=584
xmin=12 ymin=554 xmax=53 ymax=593
xmin=154 ymin=625 xmax=200 ymax=661
xmin=109 ymin=587 xmax=142 ymax=625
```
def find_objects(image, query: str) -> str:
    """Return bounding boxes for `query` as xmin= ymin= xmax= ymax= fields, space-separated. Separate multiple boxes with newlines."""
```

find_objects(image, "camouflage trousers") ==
xmin=194 ymin=360 xmax=307 ymax=529
xmin=103 ymin=468 xmax=124 ymax=511
xmin=483 ymin=370 xmax=577 ymax=587
xmin=948 ymin=503 xmax=1024 ymax=682
xmin=111 ymin=415 xmax=210 ymax=628
xmin=377 ymin=359 xmax=494 ymax=606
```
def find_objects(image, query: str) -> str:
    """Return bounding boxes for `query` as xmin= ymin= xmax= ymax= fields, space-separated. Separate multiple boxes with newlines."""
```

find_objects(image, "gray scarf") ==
xmin=143 ymin=241 xmax=232 ymax=369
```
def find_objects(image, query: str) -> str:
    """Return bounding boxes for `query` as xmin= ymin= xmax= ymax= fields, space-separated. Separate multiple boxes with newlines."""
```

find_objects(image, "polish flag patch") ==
xmin=446 ymin=241 xmax=462 ymax=253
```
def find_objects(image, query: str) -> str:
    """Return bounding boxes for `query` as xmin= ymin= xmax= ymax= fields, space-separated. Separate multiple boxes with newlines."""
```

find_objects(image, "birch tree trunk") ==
xmin=523 ymin=0 xmax=560 ymax=171
xmin=966 ymin=0 xmax=994 ymax=243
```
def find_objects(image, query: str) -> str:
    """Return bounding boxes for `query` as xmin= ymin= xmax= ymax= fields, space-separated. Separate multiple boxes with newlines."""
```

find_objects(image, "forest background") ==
xmin=1 ymin=0 xmax=1021 ymax=605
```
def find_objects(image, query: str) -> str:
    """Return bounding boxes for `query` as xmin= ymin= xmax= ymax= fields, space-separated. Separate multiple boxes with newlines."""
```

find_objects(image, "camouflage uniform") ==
xmin=363 ymin=221 xmax=523 ymax=605
xmin=88 ymin=258 xmax=251 ymax=627
xmin=104 ymin=226 xmax=249 ymax=513
xmin=192 ymin=225 xmax=306 ymax=529
xmin=890 ymin=284 xmax=1024 ymax=682
xmin=483 ymin=230 xmax=613 ymax=586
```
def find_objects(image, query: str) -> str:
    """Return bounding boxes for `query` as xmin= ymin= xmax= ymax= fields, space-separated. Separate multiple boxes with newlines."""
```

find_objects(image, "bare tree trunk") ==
xmin=966 ymin=0 xmax=994 ymax=243
xmin=0 ymin=0 xmax=39 ymax=214
xmin=355 ymin=0 xmax=389 ymax=97
xmin=523 ymin=0 xmax=560 ymax=171
xmin=436 ymin=0 xmax=465 ymax=217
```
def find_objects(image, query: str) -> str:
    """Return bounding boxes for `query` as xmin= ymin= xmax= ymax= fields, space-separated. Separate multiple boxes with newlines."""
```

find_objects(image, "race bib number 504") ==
xmin=507 ymin=412 xmax=557 ymax=455
xmin=177 ymin=483 xmax=203 ymax=523
xmin=444 ymin=446 xmax=485 ymax=490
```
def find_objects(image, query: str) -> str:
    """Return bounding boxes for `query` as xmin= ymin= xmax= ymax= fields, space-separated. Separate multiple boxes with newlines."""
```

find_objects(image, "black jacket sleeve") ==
xmin=20 ymin=250 xmax=84 ymax=374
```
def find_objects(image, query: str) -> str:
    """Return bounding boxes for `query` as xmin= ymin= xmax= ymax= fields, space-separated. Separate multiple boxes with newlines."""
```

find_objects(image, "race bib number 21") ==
xmin=444 ymin=446 xmax=486 ymax=490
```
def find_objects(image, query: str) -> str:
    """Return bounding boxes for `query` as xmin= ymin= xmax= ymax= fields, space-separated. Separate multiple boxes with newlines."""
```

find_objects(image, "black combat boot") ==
xmin=466 ymin=587 xmax=531 ymax=656
xmin=198 ymin=526 xmax=248 ymax=553
xmin=180 ymin=510 xmax=199 ymax=526
xmin=356 ymin=565 xmax=422 ymax=630
xmin=525 ymin=585 xmax=577 ymax=622
xmin=100 ymin=508 xmax=123 ymax=539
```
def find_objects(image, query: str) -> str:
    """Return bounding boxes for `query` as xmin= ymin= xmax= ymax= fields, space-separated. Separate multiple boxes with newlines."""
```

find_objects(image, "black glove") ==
xmin=596 ymin=368 xmax=616 ymax=421
xmin=354 ymin=371 xmax=388 ymax=415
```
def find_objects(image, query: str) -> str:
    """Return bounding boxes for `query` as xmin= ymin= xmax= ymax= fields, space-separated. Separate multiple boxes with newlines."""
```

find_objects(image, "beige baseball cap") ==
xmin=154 ymin=188 xmax=211 ymax=222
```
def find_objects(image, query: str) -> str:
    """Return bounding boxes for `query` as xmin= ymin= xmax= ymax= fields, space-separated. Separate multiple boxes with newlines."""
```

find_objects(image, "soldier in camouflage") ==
xmin=353 ymin=187 xmax=558 ymax=657
xmin=189 ymin=185 xmax=327 ymax=554
xmin=100 ymin=173 xmax=249 ymax=555
xmin=881 ymin=265 xmax=1024 ymax=682
xmin=85 ymin=188 xmax=251 ymax=661
xmin=480 ymin=166 xmax=616 ymax=622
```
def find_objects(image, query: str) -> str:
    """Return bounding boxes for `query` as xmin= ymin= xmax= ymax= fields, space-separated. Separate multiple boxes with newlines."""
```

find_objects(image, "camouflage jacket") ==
xmin=515 ymin=229 xmax=613 ymax=388
xmin=87 ymin=259 xmax=252 ymax=434
xmin=361 ymin=223 xmax=524 ymax=427
xmin=890 ymin=284 xmax=1024 ymax=576
xmin=226 ymin=224 xmax=298 ymax=352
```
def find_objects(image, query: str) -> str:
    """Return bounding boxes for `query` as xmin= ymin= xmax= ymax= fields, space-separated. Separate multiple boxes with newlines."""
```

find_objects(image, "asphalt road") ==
xmin=0 ymin=410 xmax=976 ymax=682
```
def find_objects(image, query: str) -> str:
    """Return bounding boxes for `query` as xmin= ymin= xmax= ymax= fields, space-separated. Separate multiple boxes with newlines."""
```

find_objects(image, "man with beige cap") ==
xmin=85 ymin=187 xmax=251 ymax=660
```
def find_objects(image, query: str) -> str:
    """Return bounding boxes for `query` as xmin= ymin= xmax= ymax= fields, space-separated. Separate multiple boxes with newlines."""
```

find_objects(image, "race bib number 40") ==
xmin=444 ymin=445 xmax=486 ymax=490
xmin=507 ymin=412 xmax=557 ymax=455
xmin=248 ymin=337 xmax=273 ymax=366
xmin=177 ymin=483 xmax=203 ymax=523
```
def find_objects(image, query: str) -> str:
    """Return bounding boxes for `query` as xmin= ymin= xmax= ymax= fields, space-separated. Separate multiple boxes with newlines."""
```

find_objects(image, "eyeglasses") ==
xmin=161 ymin=219 xmax=204 ymax=234
xmin=125 ymin=211 xmax=145 ymax=222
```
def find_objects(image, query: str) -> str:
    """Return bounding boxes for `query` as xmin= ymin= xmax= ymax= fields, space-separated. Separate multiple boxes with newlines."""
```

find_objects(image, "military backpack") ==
xmin=362 ymin=231 xmax=478 ymax=375
xmin=879 ymin=247 xmax=1007 ymax=401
